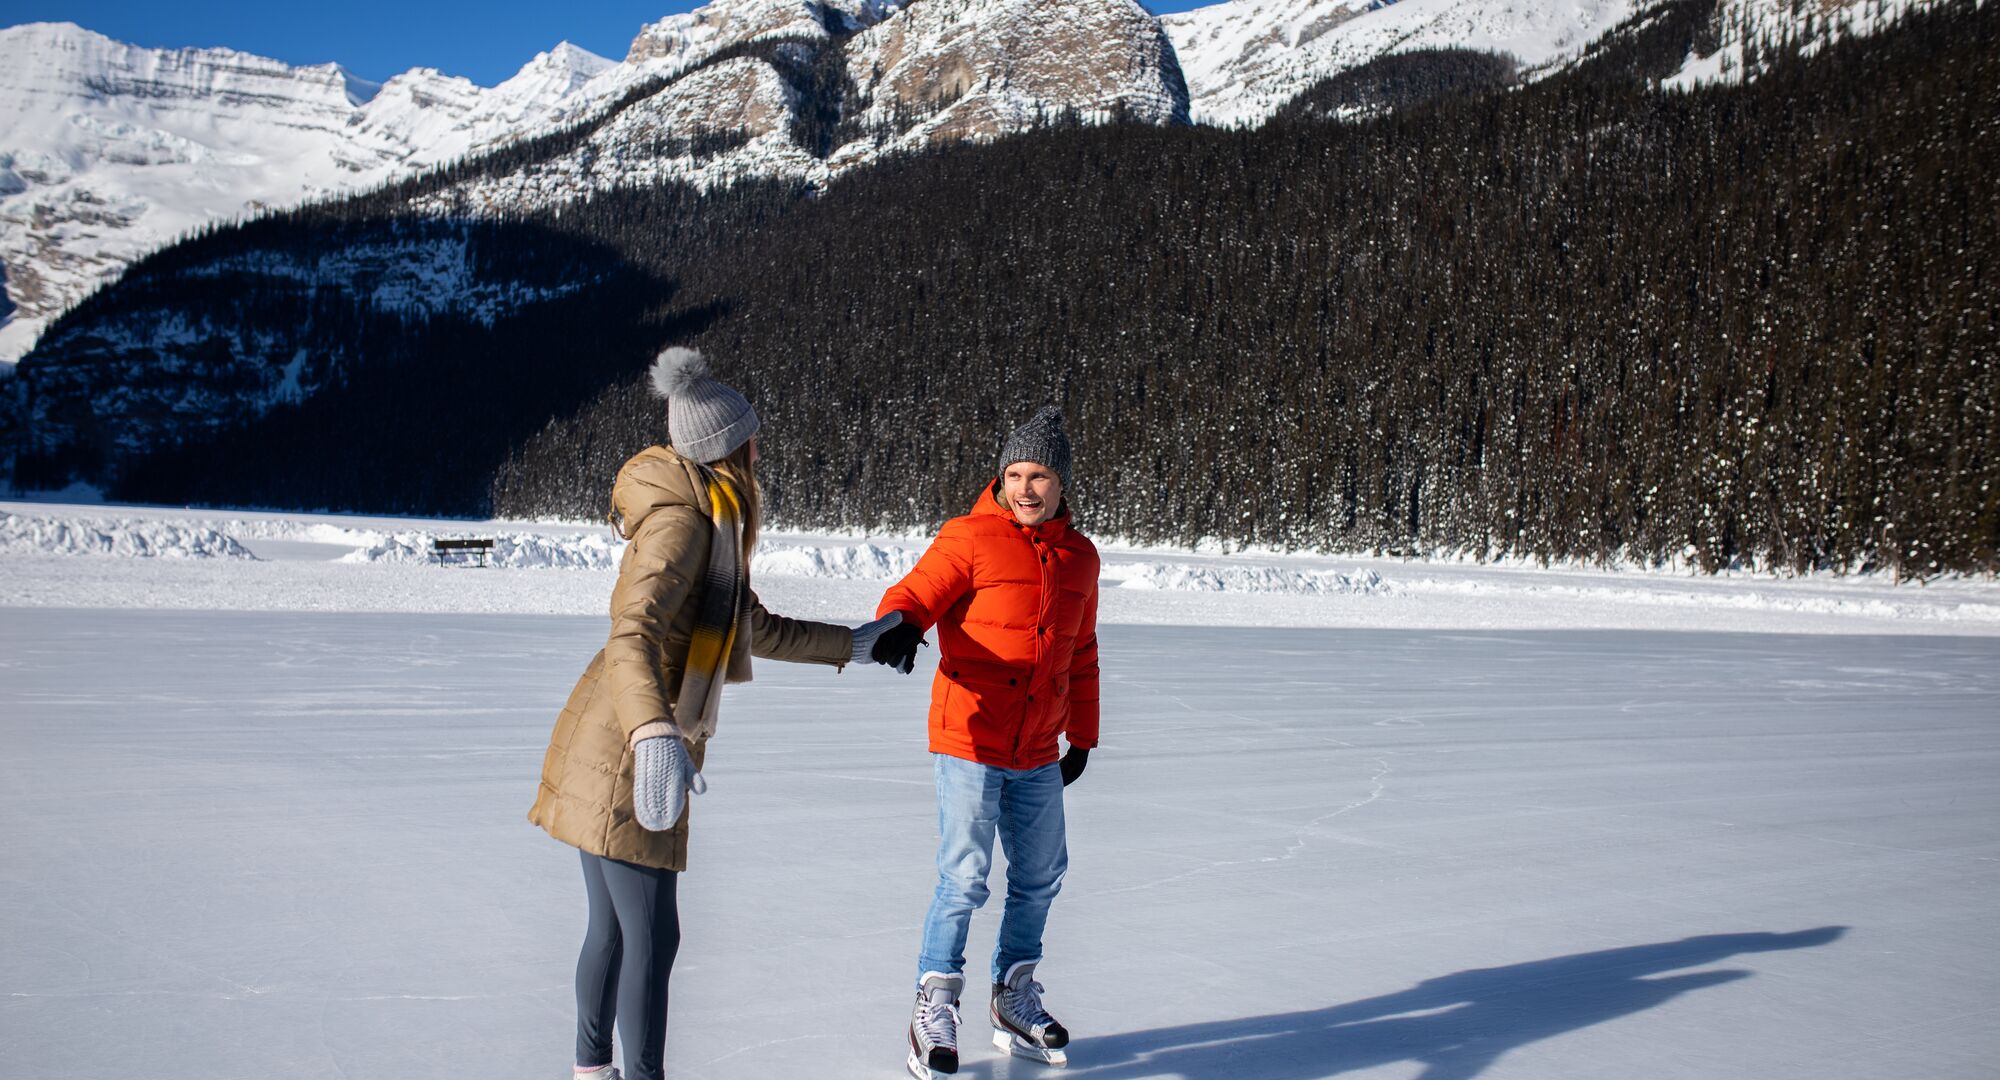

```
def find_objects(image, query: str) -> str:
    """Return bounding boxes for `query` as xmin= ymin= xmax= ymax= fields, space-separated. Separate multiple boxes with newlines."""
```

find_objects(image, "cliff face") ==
xmin=843 ymin=0 xmax=1189 ymax=144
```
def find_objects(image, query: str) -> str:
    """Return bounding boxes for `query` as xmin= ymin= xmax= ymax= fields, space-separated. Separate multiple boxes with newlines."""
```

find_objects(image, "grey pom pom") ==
xmin=648 ymin=346 xmax=709 ymax=400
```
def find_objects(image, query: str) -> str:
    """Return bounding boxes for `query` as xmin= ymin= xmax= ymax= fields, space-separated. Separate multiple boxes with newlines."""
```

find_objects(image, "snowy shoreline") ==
xmin=4 ymin=500 xmax=1997 ymax=634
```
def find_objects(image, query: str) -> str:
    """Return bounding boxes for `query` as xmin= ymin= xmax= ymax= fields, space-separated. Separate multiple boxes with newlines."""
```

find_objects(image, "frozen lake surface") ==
xmin=4 ymin=606 xmax=1996 ymax=1079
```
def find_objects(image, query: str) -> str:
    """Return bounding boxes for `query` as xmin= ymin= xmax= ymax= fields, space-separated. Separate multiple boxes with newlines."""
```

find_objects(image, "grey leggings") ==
xmin=575 ymin=851 xmax=681 ymax=1080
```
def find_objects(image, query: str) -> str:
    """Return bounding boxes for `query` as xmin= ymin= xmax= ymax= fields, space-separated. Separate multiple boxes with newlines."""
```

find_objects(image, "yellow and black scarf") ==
xmin=671 ymin=466 xmax=750 ymax=740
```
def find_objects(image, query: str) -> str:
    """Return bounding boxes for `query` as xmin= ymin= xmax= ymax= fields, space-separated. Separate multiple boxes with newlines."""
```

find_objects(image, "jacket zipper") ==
xmin=1012 ymin=522 xmax=1055 ymax=769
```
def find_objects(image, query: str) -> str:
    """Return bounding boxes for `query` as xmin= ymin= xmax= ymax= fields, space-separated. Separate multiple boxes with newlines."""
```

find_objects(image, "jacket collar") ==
xmin=972 ymin=477 xmax=1072 ymax=541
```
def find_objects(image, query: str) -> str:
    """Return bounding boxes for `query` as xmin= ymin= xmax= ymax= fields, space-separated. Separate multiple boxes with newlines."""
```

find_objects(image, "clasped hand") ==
xmin=850 ymin=611 xmax=927 ymax=674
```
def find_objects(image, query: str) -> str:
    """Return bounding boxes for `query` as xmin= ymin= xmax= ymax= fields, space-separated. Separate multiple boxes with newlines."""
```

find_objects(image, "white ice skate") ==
xmin=990 ymin=960 xmax=1070 ymax=1067
xmin=907 ymin=970 xmax=965 ymax=1079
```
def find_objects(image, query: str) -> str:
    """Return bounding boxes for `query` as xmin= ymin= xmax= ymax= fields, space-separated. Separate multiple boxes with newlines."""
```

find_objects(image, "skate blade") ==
xmin=993 ymin=1029 xmax=1069 ymax=1067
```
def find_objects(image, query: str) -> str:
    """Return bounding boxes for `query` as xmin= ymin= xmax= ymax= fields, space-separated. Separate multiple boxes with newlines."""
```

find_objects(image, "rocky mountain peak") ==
xmin=843 ymin=0 xmax=1188 ymax=147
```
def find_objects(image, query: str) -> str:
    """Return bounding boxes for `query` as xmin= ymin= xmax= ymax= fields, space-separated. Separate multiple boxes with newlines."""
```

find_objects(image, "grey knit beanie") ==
xmin=999 ymin=405 xmax=1073 ymax=489
xmin=648 ymin=347 xmax=759 ymax=464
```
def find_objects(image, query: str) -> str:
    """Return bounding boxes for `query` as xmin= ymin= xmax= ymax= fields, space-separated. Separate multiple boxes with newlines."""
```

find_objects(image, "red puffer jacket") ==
xmin=878 ymin=481 xmax=1100 ymax=769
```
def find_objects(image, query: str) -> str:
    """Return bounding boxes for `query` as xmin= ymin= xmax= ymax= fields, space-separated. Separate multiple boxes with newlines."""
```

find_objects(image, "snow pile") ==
xmin=754 ymin=542 xmax=922 ymax=581
xmin=221 ymin=520 xmax=389 ymax=546
xmin=0 ymin=510 xmax=256 ymax=559
xmin=1110 ymin=560 xmax=1394 ymax=596
xmin=338 ymin=530 xmax=623 ymax=569
xmin=6 ymin=500 xmax=1998 ymax=634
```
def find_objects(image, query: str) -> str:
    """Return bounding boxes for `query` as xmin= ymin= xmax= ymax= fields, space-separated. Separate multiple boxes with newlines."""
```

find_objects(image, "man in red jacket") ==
xmin=870 ymin=406 xmax=1100 ymax=1080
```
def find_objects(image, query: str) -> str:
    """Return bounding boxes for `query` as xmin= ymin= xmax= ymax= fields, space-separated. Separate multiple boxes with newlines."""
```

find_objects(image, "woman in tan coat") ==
xmin=530 ymin=347 xmax=904 ymax=1080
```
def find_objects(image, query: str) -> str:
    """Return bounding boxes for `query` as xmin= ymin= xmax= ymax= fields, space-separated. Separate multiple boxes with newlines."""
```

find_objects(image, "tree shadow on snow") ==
xmin=1022 ymin=927 xmax=1845 ymax=1080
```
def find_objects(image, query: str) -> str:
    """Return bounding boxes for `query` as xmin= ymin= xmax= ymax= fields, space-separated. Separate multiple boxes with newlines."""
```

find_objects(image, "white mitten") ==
xmin=849 ymin=610 xmax=903 ymax=664
xmin=631 ymin=723 xmax=706 ymax=831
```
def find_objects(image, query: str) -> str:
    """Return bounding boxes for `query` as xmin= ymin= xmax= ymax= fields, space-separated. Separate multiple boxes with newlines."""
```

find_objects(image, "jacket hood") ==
xmin=611 ymin=445 xmax=707 ymax=540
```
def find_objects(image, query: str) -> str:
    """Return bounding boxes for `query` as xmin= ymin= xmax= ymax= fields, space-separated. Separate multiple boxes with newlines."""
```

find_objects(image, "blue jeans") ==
xmin=917 ymin=753 xmax=1069 ymax=986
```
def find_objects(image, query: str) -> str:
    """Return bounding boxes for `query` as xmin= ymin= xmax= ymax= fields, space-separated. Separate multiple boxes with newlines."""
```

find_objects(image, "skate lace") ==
xmin=916 ymin=994 xmax=961 ymax=1047
xmin=1003 ymin=976 xmax=1052 ymax=1026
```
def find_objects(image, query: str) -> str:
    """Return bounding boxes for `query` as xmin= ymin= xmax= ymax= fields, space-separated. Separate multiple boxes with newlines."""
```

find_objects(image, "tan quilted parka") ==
xmin=528 ymin=445 xmax=853 ymax=870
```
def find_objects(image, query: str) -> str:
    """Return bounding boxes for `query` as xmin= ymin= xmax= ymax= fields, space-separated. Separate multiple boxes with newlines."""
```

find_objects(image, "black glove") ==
xmin=1059 ymin=746 xmax=1090 ymax=786
xmin=871 ymin=621 xmax=927 ymax=674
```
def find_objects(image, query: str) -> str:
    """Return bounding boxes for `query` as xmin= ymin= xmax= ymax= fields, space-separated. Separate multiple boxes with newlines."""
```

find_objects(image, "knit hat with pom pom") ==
xmin=648 ymin=347 xmax=759 ymax=464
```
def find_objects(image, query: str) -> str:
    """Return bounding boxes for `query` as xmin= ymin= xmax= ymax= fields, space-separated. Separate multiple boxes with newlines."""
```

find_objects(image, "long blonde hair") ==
xmin=707 ymin=440 xmax=761 ymax=560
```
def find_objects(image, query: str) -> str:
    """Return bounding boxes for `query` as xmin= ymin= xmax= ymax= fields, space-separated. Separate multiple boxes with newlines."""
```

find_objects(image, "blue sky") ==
xmin=1 ymin=1 xmax=1218 ymax=86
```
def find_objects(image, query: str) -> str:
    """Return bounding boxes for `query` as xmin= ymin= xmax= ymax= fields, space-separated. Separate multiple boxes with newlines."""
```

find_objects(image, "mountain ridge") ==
xmin=0 ymin=1 xmax=1189 ymax=362
xmin=0 ymin=0 xmax=1953 ymax=365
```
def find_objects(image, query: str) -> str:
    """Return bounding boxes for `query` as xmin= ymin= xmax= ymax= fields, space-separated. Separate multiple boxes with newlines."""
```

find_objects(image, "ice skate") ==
xmin=907 ymin=970 xmax=964 ymax=1079
xmin=990 ymin=960 xmax=1070 ymax=1067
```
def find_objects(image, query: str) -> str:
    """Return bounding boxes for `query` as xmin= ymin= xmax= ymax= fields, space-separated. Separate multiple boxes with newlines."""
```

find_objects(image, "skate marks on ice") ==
xmin=1059 ymin=929 xmax=1846 ymax=1080
xmin=5 ymin=612 xmax=1997 ymax=1078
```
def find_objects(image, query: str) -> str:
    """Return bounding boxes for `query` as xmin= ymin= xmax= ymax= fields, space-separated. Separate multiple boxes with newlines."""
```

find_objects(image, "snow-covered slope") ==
xmin=411 ymin=51 xmax=822 ymax=217
xmin=1664 ymin=0 xmax=1943 ymax=87
xmin=0 ymin=22 xmax=614 ymax=365
xmin=1162 ymin=0 xmax=1375 ymax=125
xmin=1166 ymin=0 xmax=1954 ymax=126
xmin=3 ymin=219 xmax=607 ymax=472
xmin=1164 ymin=0 xmax=1645 ymax=125
xmin=344 ymin=43 xmax=616 ymax=174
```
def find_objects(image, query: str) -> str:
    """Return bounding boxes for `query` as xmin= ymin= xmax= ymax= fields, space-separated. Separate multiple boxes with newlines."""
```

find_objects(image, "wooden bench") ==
xmin=432 ymin=537 xmax=495 ymax=567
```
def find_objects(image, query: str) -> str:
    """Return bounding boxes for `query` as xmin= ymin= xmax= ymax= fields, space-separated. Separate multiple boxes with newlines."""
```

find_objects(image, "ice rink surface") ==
xmin=5 ymin=606 xmax=1996 ymax=1078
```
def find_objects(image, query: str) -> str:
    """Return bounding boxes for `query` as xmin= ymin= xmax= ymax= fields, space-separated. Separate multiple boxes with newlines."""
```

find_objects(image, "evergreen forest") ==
xmin=10 ymin=0 xmax=1997 ymax=576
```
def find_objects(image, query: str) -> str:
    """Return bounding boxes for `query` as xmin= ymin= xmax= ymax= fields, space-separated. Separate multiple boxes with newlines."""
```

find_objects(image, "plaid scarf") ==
xmin=671 ymin=466 xmax=751 ymax=741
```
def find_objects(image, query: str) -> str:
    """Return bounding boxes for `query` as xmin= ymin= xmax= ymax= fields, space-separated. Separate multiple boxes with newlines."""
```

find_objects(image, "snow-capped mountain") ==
xmin=0 ymin=0 xmax=1188 ymax=364
xmin=0 ymin=22 xmax=614 ymax=364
